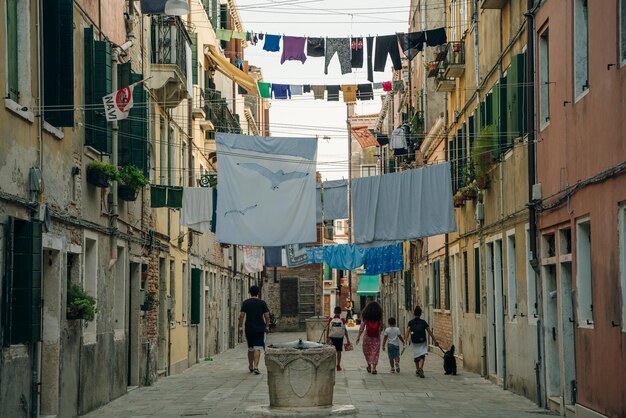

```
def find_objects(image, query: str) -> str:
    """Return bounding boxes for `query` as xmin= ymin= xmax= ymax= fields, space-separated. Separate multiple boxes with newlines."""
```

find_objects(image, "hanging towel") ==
xmin=352 ymin=163 xmax=456 ymax=246
xmin=357 ymin=83 xmax=374 ymax=100
xmin=243 ymin=246 xmax=265 ymax=273
xmin=393 ymin=80 xmax=405 ymax=92
xmin=324 ymin=244 xmax=366 ymax=270
xmin=258 ymin=82 xmax=271 ymax=99
xmin=263 ymin=34 xmax=281 ymax=52
xmin=364 ymin=243 xmax=403 ymax=275
xmin=290 ymin=85 xmax=303 ymax=96
xmin=397 ymin=31 xmax=425 ymax=60
xmin=271 ymin=83 xmax=291 ymax=99
xmin=316 ymin=179 xmax=348 ymax=223
xmin=382 ymin=81 xmax=392 ymax=92
xmin=425 ymin=27 xmax=447 ymax=46
xmin=167 ymin=186 xmax=183 ymax=208
xmin=231 ymin=31 xmax=247 ymax=40
xmin=311 ymin=85 xmax=326 ymax=100
xmin=281 ymin=36 xmax=307 ymax=64
xmin=326 ymin=85 xmax=341 ymax=101
xmin=307 ymin=37 xmax=325 ymax=57
xmin=180 ymin=187 xmax=214 ymax=233
xmin=215 ymin=28 xmax=233 ymax=41
xmin=305 ymin=247 xmax=325 ymax=264
xmin=341 ymin=85 xmax=357 ymax=103
xmin=150 ymin=185 xmax=167 ymax=208
xmin=286 ymin=244 xmax=308 ymax=267
xmin=373 ymin=82 xmax=383 ymax=90
xmin=264 ymin=246 xmax=284 ymax=267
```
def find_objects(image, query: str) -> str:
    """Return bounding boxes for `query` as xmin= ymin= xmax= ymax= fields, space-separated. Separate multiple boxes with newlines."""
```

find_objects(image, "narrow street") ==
xmin=83 ymin=330 xmax=551 ymax=418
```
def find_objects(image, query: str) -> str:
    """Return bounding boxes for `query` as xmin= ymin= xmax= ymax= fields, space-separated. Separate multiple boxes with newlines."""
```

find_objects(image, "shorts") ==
xmin=245 ymin=331 xmax=265 ymax=351
xmin=330 ymin=337 xmax=343 ymax=352
xmin=387 ymin=344 xmax=400 ymax=360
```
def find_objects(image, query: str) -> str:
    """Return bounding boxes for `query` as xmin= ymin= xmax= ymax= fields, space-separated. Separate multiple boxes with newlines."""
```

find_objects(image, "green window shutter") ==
xmin=388 ymin=157 xmax=395 ymax=173
xmin=507 ymin=53 xmax=526 ymax=141
xmin=190 ymin=268 xmax=201 ymax=325
xmin=498 ymin=77 xmax=508 ymax=154
xmin=485 ymin=93 xmax=493 ymax=126
xmin=491 ymin=84 xmax=502 ymax=158
xmin=42 ymin=0 xmax=74 ymax=127
xmin=474 ymin=247 xmax=481 ymax=314
xmin=191 ymin=33 xmax=198 ymax=85
xmin=6 ymin=0 xmax=18 ymax=101
xmin=119 ymin=65 xmax=148 ymax=174
xmin=517 ymin=52 xmax=527 ymax=136
xmin=93 ymin=41 xmax=112 ymax=153
xmin=2 ymin=218 xmax=42 ymax=345
xmin=468 ymin=114 xmax=475 ymax=177
xmin=479 ymin=101 xmax=486 ymax=129
xmin=84 ymin=27 xmax=95 ymax=147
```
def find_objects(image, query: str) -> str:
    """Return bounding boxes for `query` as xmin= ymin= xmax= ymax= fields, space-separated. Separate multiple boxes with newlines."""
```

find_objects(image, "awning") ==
xmin=351 ymin=126 xmax=380 ymax=148
xmin=204 ymin=45 xmax=258 ymax=96
xmin=356 ymin=274 xmax=380 ymax=296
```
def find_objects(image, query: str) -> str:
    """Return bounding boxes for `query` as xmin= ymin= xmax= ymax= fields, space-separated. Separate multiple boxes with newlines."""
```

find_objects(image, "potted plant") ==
xmin=453 ymin=191 xmax=465 ymax=207
xmin=67 ymin=283 xmax=97 ymax=321
xmin=141 ymin=290 xmax=159 ymax=311
xmin=473 ymin=125 xmax=497 ymax=189
xmin=87 ymin=160 xmax=119 ymax=188
xmin=118 ymin=165 xmax=149 ymax=201
xmin=462 ymin=184 xmax=478 ymax=200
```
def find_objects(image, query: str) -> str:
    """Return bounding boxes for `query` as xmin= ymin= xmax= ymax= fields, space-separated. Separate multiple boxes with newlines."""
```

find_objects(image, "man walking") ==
xmin=238 ymin=285 xmax=270 ymax=374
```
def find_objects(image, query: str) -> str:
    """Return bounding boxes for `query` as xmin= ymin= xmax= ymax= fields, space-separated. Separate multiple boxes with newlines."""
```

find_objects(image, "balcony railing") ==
xmin=150 ymin=16 xmax=190 ymax=80
xmin=204 ymin=88 xmax=242 ymax=134
xmin=443 ymin=41 xmax=465 ymax=78
xmin=192 ymin=86 xmax=206 ymax=119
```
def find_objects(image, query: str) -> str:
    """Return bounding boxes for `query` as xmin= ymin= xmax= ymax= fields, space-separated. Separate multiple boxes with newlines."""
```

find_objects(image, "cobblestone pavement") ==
xmin=82 ymin=330 xmax=554 ymax=418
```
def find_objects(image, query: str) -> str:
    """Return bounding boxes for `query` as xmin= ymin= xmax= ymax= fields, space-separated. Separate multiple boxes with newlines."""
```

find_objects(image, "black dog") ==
xmin=442 ymin=345 xmax=457 ymax=375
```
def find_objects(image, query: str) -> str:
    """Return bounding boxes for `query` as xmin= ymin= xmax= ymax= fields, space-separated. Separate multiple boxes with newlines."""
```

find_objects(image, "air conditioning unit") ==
xmin=475 ymin=202 xmax=484 ymax=222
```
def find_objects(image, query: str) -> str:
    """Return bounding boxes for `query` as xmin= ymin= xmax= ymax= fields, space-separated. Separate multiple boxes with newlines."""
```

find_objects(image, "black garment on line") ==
xmin=397 ymin=31 xmax=425 ymax=60
xmin=376 ymin=134 xmax=389 ymax=146
xmin=357 ymin=83 xmax=374 ymax=101
xmin=307 ymin=37 xmax=325 ymax=57
xmin=326 ymin=85 xmax=341 ymax=101
xmin=351 ymin=37 xmax=364 ymax=68
xmin=303 ymin=84 xmax=311 ymax=93
xmin=366 ymin=36 xmax=374 ymax=82
xmin=374 ymin=34 xmax=402 ymax=72
xmin=425 ymin=27 xmax=447 ymax=46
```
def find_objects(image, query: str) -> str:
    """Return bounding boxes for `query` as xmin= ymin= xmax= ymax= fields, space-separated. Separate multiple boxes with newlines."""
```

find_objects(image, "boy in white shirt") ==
xmin=382 ymin=317 xmax=405 ymax=373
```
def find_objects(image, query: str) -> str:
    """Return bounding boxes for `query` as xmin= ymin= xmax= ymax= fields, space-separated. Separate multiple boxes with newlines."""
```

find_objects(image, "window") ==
xmin=450 ymin=0 xmax=457 ymax=41
xmin=404 ymin=270 xmax=413 ymax=311
xmin=460 ymin=0 xmax=467 ymax=36
xmin=168 ymin=126 xmax=175 ymax=185
xmin=526 ymin=226 xmax=538 ymax=321
xmin=169 ymin=260 xmax=176 ymax=318
xmin=114 ymin=245 xmax=126 ymax=337
xmin=576 ymin=218 xmax=593 ymax=326
xmin=182 ymin=263 xmax=187 ymax=322
xmin=361 ymin=165 xmax=378 ymax=177
xmin=5 ymin=0 xmax=18 ymax=102
xmin=506 ymin=232 xmax=518 ymax=318
xmin=181 ymin=141 xmax=187 ymax=186
xmin=574 ymin=0 xmax=589 ymax=98
xmin=619 ymin=204 xmax=626 ymax=331
xmin=160 ymin=118 xmax=166 ymax=185
xmin=280 ymin=277 xmax=299 ymax=315
xmin=42 ymin=0 xmax=74 ymax=127
xmin=118 ymin=63 xmax=148 ymax=173
xmin=463 ymin=251 xmax=470 ymax=313
xmin=621 ymin=0 xmax=626 ymax=65
xmin=191 ymin=268 xmax=201 ymax=325
xmin=432 ymin=260 xmax=441 ymax=309
xmin=444 ymin=261 xmax=451 ymax=310
xmin=539 ymin=29 xmax=550 ymax=129
xmin=474 ymin=246 xmax=481 ymax=314
xmin=84 ymin=27 xmax=112 ymax=153
xmin=83 ymin=234 xmax=98 ymax=344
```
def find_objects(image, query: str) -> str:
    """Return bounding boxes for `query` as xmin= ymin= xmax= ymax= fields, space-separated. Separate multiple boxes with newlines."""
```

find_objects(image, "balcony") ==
xmin=148 ymin=16 xmax=191 ymax=109
xmin=481 ymin=0 xmax=507 ymax=9
xmin=192 ymin=86 xmax=206 ymax=119
xmin=442 ymin=42 xmax=465 ymax=78
xmin=204 ymin=88 xmax=242 ymax=134
xmin=435 ymin=76 xmax=456 ymax=92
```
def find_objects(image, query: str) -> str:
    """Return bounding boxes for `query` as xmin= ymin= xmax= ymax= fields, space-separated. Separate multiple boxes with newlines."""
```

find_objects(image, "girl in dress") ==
xmin=355 ymin=301 xmax=384 ymax=374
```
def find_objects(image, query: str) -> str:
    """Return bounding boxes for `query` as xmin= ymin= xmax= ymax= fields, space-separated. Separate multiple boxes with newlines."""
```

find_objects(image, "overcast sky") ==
xmin=236 ymin=0 xmax=411 ymax=180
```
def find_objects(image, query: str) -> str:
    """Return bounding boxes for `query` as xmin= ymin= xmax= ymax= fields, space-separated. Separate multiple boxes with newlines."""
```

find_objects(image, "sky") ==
xmin=236 ymin=0 xmax=412 ymax=181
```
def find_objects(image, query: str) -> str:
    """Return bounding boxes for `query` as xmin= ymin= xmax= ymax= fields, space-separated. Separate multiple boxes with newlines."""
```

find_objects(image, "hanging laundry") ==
xmin=281 ymin=36 xmax=307 ymax=64
xmin=307 ymin=37 xmax=325 ymax=57
xmin=341 ymin=84 xmax=357 ymax=103
xmin=316 ymin=179 xmax=348 ymax=223
xmin=324 ymin=38 xmax=352 ymax=75
xmin=326 ymin=85 xmax=341 ymax=101
xmin=210 ymin=187 xmax=218 ymax=233
xmin=243 ymin=246 xmax=265 ymax=273
xmin=257 ymin=82 xmax=271 ymax=99
xmin=382 ymin=81 xmax=392 ymax=92
xmin=286 ymin=244 xmax=308 ymax=267
xmin=364 ymin=243 xmax=403 ymax=275
xmin=258 ymin=33 xmax=265 ymax=40
xmin=376 ymin=134 xmax=389 ymax=146
xmin=167 ymin=187 xmax=183 ymax=208
xmin=374 ymin=34 xmax=402 ymax=72
xmin=425 ymin=27 xmax=447 ymax=46
xmin=311 ymin=85 xmax=325 ymax=100
xmin=215 ymin=28 xmax=233 ymax=41
xmin=290 ymin=85 xmax=303 ymax=96
xmin=366 ymin=36 xmax=375 ymax=82
xmin=271 ymin=83 xmax=291 ymax=99
xmin=393 ymin=80 xmax=405 ymax=93
xmin=351 ymin=37 xmax=364 ymax=68
xmin=180 ymin=187 xmax=214 ymax=233
xmin=324 ymin=244 xmax=366 ymax=270
xmin=352 ymin=163 xmax=456 ymax=246
xmin=397 ymin=31 xmax=425 ymax=60
xmin=264 ymin=246 xmax=284 ymax=267
xmin=263 ymin=34 xmax=281 ymax=52
xmin=231 ymin=31 xmax=247 ymax=40
xmin=216 ymin=133 xmax=318 ymax=246
xmin=373 ymin=82 xmax=384 ymax=90
xmin=357 ymin=83 xmax=374 ymax=101
xmin=150 ymin=185 xmax=167 ymax=208
xmin=391 ymin=126 xmax=407 ymax=150
xmin=305 ymin=247 xmax=325 ymax=264
xmin=303 ymin=84 xmax=311 ymax=93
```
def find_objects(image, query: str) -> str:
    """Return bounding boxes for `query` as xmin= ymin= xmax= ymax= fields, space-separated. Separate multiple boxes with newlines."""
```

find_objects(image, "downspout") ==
xmin=498 ymin=63 xmax=507 ymax=391
xmin=443 ymin=0 xmax=450 ymax=346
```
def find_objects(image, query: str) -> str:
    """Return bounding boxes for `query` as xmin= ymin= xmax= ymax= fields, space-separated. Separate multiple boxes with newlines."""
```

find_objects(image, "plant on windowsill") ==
xmin=473 ymin=125 xmax=497 ymax=190
xmin=141 ymin=290 xmax=159 ymax=311
xmin=462 ymin=184 xmax=478 ymax=201
xmin=118 ymin=165 xmax=149 ymax=202
xmin=67 ymin=283 xmax=97 ymax=322
xmin=453 ymin=191 xmax=465 ymax=208
xmin=86 ymin=160 xmax=119 ymax=188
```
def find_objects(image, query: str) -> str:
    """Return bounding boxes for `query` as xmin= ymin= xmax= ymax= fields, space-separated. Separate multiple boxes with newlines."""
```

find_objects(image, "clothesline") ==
xmin=254 ymin=80 xmax=406 ymax=101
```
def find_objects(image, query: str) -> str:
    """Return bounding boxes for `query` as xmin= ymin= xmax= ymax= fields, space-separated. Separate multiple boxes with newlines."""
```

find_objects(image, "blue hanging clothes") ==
xmin=264 ymin=246 xmax=283 ymax=267
xmin=263 ymin=34 xmax=281 ymax=52
xmin=364 ymin=243 xmax=404 ymax=275
xmin=271 ymin=83 xmax=291 ymax=99
xmin=324 ymin=244 xmax=366 ymax=270
xmin=306 ymin=247 xmax=325 ymax=264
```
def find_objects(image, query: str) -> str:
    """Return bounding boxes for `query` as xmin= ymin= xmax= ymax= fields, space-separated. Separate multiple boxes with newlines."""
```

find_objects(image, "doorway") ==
xmin=128 ymin=262 xmax=141 ymax=386
xmin=450 ymin=252 xmax=461 ymax=352
xmin=486 ymin=239 xmax=504 ymax=380
xmin=40 ymin=248 xmax=61 ymax=416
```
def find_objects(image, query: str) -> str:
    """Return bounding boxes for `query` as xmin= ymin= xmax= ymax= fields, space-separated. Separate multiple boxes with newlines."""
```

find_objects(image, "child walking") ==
xmin=327 ymin=306 xmax=350 ymax=371
xmin=382 ymin=317 xmax=405 ymax=373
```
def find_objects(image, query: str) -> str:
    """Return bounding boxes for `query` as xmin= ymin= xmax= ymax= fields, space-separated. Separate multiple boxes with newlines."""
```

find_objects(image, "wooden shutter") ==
xmin=507 ymin=53 xmax=526 ymax=141
xmin=2 ymin=218 xmax=42 ymax=345
xmin=6 ymin=0 xmax=18 ymax=101
xmin=119 ymin=64 xmax=148 ymax=174
xmin=190 ymin=268 xmax=201 ymax=325
xmin=474 ymin=247 xmax=481 ymax=314
xmin=84 ymin=27 xmax=95 ymax=146
xmin=191 ymin=33 xmax=198 ymax=85
xmin=498 ymin=77 xmax=508 ymax=155
xmin=280 ymin=278 xmax=298 ymax=315
xmin=93 ymin=40 xmax=112 ymax=153
xmin=468 ymin=114 xmax=475 ymax=177
xmin=42 ymin=0 xmax=74 ymax=127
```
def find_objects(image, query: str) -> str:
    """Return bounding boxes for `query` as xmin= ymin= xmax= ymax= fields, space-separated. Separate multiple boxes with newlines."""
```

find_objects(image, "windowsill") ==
xmin=540 ymin=120 xmax=550 ymax=132
xmin=4 ymin=98 xmax=34 ymax=123
xmin=43 ymin=121 xmax=64 ymax=140
xmin=577 ymin=322 xmax=594 ymax=330
xmin=574 ymin=88 xmax=589 ymax=104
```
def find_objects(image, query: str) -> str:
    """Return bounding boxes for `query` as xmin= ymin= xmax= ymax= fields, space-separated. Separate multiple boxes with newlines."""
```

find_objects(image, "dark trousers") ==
xmin=374 ymin=34 xmax=402 ymax=72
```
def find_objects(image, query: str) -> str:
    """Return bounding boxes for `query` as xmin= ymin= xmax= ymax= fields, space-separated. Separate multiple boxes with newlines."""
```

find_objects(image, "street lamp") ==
xmin=164 ymin=0 xmax=189 ymax=15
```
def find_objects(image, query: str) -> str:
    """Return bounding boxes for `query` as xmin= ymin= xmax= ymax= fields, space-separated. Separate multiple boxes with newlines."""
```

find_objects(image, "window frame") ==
xmin=575 ymin=216 xmax=594 ymax=328
xmin=539 ymin=28 xmax=550 ymax=131
xmin=620 ymin=0 xmax=626 ymax=67
xmin=506 ymin=229 xmax=518 ymax=321
xmin=573 ymin=0 xmax=590 ymax=102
